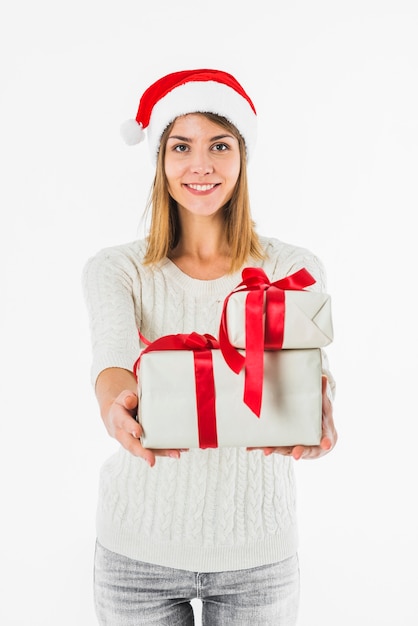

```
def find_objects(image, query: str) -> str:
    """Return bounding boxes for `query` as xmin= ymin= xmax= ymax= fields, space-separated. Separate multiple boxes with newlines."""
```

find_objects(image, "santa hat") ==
xmin=120 ymin=69 xmax=257 ymax=161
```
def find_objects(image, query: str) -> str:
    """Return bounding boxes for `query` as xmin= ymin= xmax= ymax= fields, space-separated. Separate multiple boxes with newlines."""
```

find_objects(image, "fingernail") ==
xmin=169 ymin=451 xmax=180 ymax=459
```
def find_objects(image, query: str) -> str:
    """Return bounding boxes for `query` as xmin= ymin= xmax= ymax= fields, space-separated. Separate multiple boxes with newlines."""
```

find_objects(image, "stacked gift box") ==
xmin=134 ymin=267 xmax=333 ymax=449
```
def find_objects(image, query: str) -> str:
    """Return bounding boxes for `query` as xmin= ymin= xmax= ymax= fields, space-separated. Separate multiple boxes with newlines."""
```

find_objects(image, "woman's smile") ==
xmin=184 ymin=182 xmax=220 ymax=193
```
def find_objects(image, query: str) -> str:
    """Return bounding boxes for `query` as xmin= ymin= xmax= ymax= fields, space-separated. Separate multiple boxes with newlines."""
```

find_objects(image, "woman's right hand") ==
xmin=103 ymin=389 xmax=187 ymax=467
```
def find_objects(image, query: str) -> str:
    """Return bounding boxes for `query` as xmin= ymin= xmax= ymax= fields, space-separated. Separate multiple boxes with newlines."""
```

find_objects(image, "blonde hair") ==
xmin=143 ymin=113 xmax=265 ymax=273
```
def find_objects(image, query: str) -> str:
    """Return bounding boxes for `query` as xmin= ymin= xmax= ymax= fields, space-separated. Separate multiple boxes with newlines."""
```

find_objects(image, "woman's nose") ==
xmin=190 ymin=152 xmax=214 ymax=175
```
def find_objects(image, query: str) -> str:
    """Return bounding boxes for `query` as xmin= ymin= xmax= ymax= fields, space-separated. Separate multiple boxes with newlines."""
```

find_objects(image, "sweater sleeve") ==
xmin=82 ymin=246 xmax=141 ymax=387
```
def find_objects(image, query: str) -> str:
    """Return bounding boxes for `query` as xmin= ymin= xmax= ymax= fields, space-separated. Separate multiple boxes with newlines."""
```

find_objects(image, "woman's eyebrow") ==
xmin=167 ymin=134 xmax=235 ymax=142
xmin=167 ymin=135 xmax=191 ymax=142
xmin=210 ymin=134 xmax=235 ymax=141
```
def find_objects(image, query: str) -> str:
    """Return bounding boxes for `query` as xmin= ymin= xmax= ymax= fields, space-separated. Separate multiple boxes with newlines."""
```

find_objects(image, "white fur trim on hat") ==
xmin=146 ymin=81 xmax=257 ymax=162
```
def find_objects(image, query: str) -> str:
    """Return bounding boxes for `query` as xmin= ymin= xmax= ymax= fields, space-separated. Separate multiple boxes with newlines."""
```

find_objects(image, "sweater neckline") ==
xmin=160 ymin=257 xmax=244 ymax=296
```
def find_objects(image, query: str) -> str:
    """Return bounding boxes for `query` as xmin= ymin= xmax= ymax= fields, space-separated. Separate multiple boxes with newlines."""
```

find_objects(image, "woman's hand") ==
xmin=248 ymin=375 xmax=338 ymax=460
xmin=103 ymin=389 xmax=188 ymax=467
xmin=96 ymin=368 xmax=187 ymax=467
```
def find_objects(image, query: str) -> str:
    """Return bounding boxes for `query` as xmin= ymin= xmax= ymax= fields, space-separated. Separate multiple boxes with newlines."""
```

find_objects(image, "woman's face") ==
xmin=164 ymin=113 xmax=241 ymax=218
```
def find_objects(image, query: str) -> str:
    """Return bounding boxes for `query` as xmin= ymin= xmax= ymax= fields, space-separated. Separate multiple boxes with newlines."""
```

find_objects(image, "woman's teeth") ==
xmin=187 ymin=184 xmax=216 ymax=191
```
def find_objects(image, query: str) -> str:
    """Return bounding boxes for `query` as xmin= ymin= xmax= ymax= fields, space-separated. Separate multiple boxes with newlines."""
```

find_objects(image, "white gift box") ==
xmin=137 ymin=346 xmax=323 ymax=449
xmin=218 ymin=269 xmax=333 ymax=417
xmin=224 ymin=289 xmax=333 ymax=349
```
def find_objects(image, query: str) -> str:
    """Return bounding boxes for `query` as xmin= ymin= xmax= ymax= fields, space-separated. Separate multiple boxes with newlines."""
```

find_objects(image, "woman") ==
xmin=83 ymin=68 xmax=337 ymax=625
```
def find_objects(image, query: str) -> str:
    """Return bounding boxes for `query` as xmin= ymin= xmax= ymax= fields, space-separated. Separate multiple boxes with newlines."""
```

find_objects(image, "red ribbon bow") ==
xmin=219 ymin=267 xmax=316 ymax=417
xmin=134 ymin=332 xmax=219 ymax=449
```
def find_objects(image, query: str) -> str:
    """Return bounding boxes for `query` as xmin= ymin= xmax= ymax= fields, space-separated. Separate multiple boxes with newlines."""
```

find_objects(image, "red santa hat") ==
xmin=120 ymin=68 xmax=257 ymax=161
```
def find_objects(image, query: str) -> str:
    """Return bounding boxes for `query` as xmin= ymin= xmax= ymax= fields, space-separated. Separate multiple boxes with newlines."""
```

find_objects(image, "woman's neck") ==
xmin=168 ymin=217 xmax=232 ymax=279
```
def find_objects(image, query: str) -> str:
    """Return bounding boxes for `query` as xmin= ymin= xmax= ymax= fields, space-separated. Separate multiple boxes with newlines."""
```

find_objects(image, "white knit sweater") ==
xmin=82 ymin=235 xmax=335 ymax=572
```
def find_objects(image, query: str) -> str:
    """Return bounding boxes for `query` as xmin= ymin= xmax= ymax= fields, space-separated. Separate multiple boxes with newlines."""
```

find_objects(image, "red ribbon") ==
xmin=133 ymin=332 xmax=219 ymax=449
xmin=219 ymin=267 xmax=316 ymax=417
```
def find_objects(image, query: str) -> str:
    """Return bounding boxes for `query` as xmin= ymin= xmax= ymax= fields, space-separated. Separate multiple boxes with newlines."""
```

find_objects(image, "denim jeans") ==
xmin=94 ymin=540 xmax=300 ymax=625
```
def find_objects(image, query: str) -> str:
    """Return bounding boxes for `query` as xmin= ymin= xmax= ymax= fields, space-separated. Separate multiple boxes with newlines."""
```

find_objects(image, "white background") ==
xmin=1 ymin=1 xmax=417 ymax=624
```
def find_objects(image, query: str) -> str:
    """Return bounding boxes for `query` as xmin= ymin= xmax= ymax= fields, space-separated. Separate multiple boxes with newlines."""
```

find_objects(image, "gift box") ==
xmin=221 ymin=268 xmax=333 ymax=350
xmin=134 ymin=332 xmax=322 ymax=449
xmin=219 ymin=267 xmax=333 ymax=416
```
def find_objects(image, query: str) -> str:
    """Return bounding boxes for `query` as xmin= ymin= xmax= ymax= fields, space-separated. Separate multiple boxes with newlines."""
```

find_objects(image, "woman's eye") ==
xmin=174 ymin=144 xmax=189 ymax=152
xmin=212 ymin=143 xmax=228 ymax=152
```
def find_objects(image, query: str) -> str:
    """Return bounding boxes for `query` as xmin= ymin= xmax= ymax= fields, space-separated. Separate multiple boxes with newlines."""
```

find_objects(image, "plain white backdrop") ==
xmin=1 ymin=1 xmax=417 ymax=624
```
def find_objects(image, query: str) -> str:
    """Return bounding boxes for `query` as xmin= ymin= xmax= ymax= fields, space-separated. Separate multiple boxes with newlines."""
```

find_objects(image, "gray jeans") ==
xmin=94 ymin=540 xmax=300 ymax=625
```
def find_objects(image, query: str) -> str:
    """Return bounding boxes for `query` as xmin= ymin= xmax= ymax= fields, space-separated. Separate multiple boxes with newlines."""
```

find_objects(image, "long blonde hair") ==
xmin=143 ymin=112 xmax=265 ymax=273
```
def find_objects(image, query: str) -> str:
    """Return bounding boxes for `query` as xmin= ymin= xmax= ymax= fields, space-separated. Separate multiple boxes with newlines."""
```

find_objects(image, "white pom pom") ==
xmin=120 ymin=119 xmax=146 ymax=145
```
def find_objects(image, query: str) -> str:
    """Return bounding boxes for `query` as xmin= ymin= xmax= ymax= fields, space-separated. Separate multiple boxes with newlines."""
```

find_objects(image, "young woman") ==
xmin=83 ymin=68 xmax=337 ymax=625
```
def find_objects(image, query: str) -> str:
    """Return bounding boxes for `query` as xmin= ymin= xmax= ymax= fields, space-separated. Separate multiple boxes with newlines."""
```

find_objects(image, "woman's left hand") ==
xmin=248 ymin=375 xmax=338 ymax=460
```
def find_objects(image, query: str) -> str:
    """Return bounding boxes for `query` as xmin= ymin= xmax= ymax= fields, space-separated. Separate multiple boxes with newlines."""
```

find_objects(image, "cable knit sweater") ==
xmin=82 ymin=235 xmax=335 ymax=572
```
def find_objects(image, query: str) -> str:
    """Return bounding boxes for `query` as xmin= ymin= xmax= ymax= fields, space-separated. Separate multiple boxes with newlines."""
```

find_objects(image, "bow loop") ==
xmin=271 ymin=267 xmax=316 ymax=291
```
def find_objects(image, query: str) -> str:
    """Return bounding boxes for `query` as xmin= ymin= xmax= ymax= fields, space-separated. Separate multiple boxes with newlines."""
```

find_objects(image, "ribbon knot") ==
xmin=184 ymin=332 xmax=219 ymax=351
